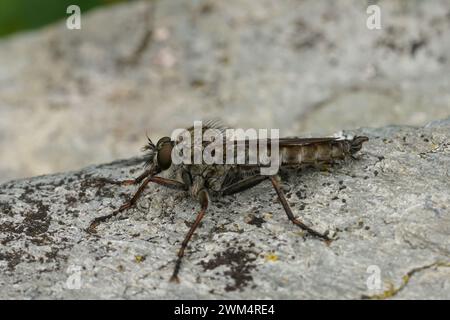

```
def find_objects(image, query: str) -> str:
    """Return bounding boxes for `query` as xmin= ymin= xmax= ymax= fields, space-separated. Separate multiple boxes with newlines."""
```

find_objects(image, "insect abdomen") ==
xmin=280 ymin=141 xmax=350 ymax=166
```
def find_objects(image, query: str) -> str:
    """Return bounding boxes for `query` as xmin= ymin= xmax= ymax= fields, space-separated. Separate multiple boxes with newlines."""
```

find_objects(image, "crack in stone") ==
xmin=362 ymin=261 xmax=450 ymax=299
xmin=403 ymin=231 xmax=450 ymax=256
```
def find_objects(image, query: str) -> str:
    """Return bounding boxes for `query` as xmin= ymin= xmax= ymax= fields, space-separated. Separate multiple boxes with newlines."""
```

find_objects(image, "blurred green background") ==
xmin=0 ymin=0 xmax=129 ymax=38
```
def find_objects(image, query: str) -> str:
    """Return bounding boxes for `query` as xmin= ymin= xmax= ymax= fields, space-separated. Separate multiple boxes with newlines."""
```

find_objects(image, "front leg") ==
xmin=149 ymin=176 xmax=188 ymax=191
xmin=87 ymin=176 xmax=187 ymax=233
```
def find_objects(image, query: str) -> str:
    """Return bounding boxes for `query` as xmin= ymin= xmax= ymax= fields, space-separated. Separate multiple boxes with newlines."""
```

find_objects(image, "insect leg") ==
xmin=87 ymin=175 xmax=154 ymax=233
xmin=220 ymin=175 xmax=268 ymax=196
xmin=121 ymin=169 xmax=155 ymax=185
xmin=148 ymin=176 xmax=188 ymax=191
xmin=270 ymin=176 xmax=331 ymax=243
xmin=170 ymin=189 xmax=209 ymax=283
xmin=87 ymin=176 xmax=187 ymax=234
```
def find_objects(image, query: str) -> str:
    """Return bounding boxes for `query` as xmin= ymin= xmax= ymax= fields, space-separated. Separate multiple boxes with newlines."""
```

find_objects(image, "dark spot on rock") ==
xmin=65 ymin=194 xmax=78 ymax=205
xmin=251 ymin=206 xmax=260 ymax=214
xmin=129 ymin=168 xmax=139 ymax=174
xmin=190 ymin=79 xmax=206 ymax=88
xmin=246 ymin=214 xmax=265 ymax=228
xmin=0 ymin=249 xmax=35 ymax=272
xmin=0 ymin=202 xmax=14 ymax=217
xmin=199 ymin=247 xmax=257 ymax=292
xmin=200 ymin=2 xmax=214 ymax=14
xmin=45 ymin=248 xmax=58 ymax=260
xmin=295 ymin=189 xmax=307 ymax=200
xmin=0 ymin=221 xmax=24 ymax=245
xmin=410 ymin=39 xmax=427 ymax=56
xmin=22 ymin=202 xmax=50 ymax=237
xmin=292 ymin=19 xmax=326 ymax=50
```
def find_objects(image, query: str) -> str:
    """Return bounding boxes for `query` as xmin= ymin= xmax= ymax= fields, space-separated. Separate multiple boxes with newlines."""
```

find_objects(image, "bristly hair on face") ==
xmin=142 ymin=133 xmax=156 ymax=167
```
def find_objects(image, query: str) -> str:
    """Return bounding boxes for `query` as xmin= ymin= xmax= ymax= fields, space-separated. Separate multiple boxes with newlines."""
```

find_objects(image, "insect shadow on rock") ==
xmin=86 ymin=121 xmax=368 ymax=283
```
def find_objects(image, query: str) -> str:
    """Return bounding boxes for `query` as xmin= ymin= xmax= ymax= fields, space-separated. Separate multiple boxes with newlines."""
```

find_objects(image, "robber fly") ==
xmin=87 ymin=121 xmax=368 ymax=283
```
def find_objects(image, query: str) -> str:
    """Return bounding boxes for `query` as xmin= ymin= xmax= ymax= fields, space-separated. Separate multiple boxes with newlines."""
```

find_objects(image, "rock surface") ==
xmin=1 ymin=119 xmax=449 ymax=299
xmin=1 ymin=0 xmax=450 ymax=183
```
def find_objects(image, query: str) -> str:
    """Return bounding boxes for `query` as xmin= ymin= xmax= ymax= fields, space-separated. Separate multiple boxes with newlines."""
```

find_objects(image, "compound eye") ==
xmin=157 ymin=144 xmax=173 ymax=170
xmin=157 ymin=136 xmax=172 ymax=148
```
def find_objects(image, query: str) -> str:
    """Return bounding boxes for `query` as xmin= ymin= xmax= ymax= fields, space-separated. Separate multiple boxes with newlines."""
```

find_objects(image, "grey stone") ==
xmin=1 ymin=0 xmax=450 ymax=183
xmin=1 ymin=119 xmax=449 ymax=299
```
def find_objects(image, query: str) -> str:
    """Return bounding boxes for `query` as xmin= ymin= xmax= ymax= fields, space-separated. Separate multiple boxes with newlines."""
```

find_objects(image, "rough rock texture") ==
xmin=1 ymin=119 xmax=449 ymax=299
xmin=1 ymin=0 xmax=450 ymax=183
